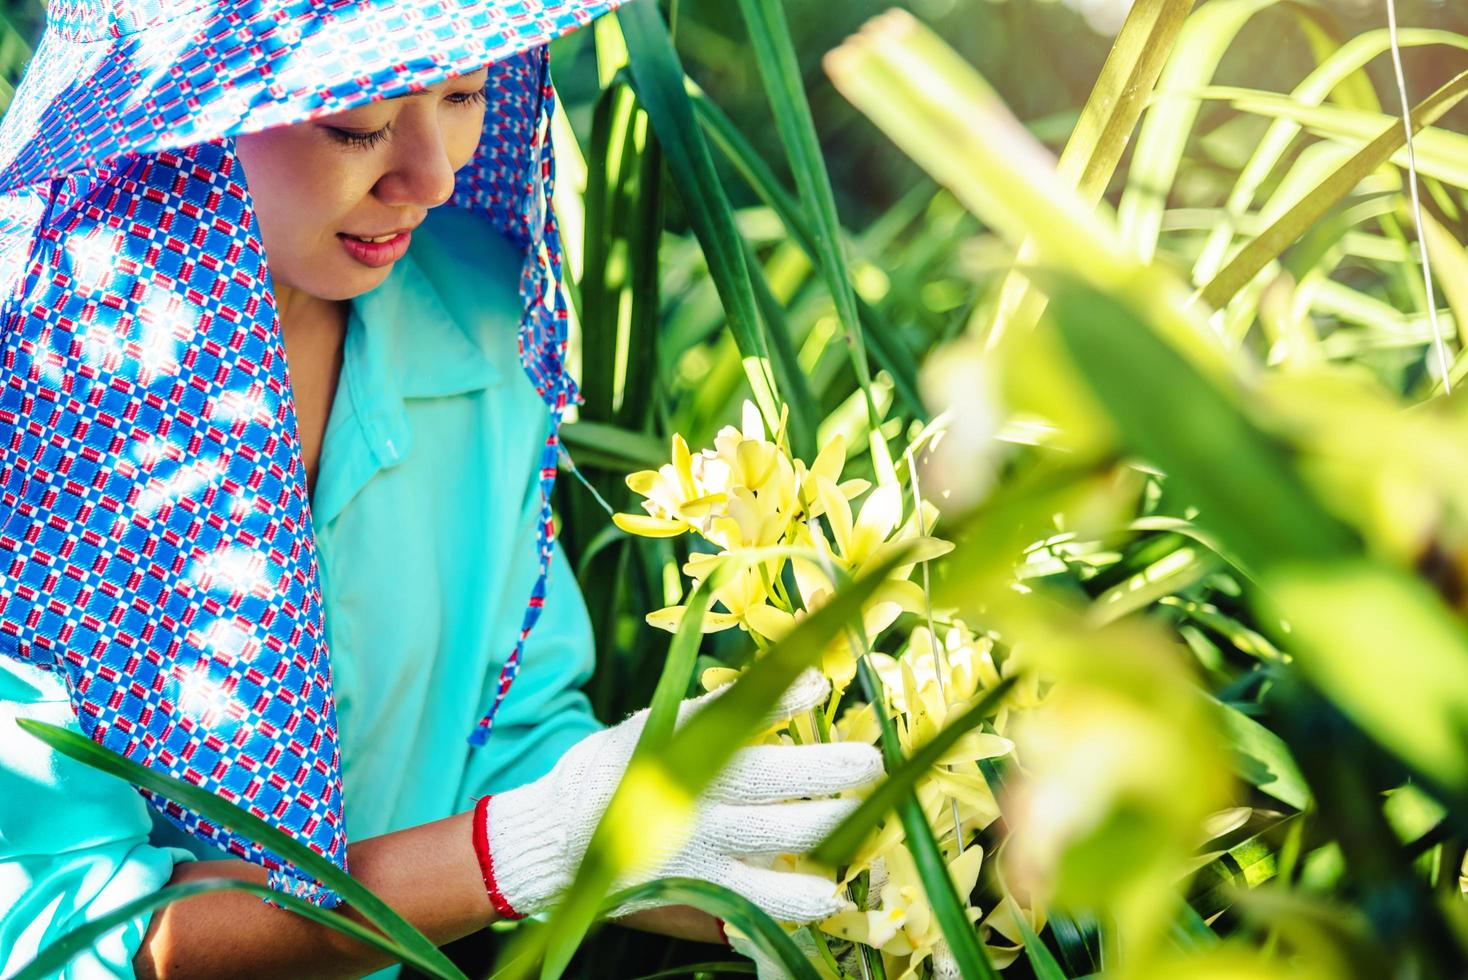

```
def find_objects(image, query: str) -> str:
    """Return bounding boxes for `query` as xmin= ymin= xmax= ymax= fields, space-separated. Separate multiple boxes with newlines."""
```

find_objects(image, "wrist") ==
xmin=471 ymin=795 xmax=524 ymax=919
xmin=475 ymin=781 xmax=573 ymax=918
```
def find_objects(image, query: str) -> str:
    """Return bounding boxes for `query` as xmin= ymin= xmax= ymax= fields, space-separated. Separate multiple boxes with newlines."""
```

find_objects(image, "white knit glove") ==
xmin=475 ymin=668 xmax=884 ymax=923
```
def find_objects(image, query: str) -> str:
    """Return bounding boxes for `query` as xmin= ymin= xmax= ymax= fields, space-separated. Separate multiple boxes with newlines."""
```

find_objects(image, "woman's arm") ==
xmin=136 ymin=810 xmax=489 ymax=979
xmin=136 ymin=811 xmax=724 ymax=980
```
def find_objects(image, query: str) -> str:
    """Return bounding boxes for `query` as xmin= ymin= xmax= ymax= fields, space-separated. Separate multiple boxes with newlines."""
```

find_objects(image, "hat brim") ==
xmin=0 ymin=0 xmax=619 ymax=194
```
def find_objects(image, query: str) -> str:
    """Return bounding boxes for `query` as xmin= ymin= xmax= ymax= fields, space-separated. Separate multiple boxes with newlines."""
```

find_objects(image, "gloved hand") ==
xmin=474 ymin=668 xmax=884 ymax=923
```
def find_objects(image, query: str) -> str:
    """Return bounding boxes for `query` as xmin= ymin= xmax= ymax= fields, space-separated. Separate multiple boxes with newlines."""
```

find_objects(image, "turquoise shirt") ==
xmin=0 ymin=206 xmax=603 ymax=976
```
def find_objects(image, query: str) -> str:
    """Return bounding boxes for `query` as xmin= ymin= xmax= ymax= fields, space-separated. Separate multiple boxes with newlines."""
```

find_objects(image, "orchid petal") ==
xmin=612 ymin=513 xmax=687 ymax=538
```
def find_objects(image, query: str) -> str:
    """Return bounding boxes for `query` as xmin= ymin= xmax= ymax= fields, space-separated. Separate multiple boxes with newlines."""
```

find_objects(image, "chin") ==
xmin=313 ymin=262 xmax=394 ymax=302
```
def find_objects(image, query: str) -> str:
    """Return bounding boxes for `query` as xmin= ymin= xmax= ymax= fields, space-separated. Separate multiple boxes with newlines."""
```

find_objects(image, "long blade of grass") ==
xmin=852 ymin=653 xmax=1000 ymax=980
xmin=985 ymin=0 xmax=1195 ymax=348
xmin=812 ymin=676 xmax=1016 ymax=865
xmin=9 ymin=878 xmax=452 ymax=980
xmin=1044 ymin=279 xmax=1355 ymax=570
xmin=688 ymin=84 xmax=926 ymax=420
xmin=1046 ymin=911 xmax=1100 ymax=977
xmin=1197 ymin=70 xmax=1468 ymax=309
xmin=744 ymin=237 xmax=821 ymax=459
xmin=561 ymin=419 xmax=669 ymax=471
xmin=618 ymin=115 xmax=666 ymax=432
xmin=1011 ymin=901 xmax=1068 ymax=980
xmin=634 ymin=562 xmax=727 ymax=758
xmin=619 ymin=0 xmax=811 ymax=445
xmin=1205 ymin=83 xmax=1468 ymax=189
xmin=535 ymin=568 xmax=724 ymax=978
xmin=824 ymin=10 xmax=1132 ymax=291
xmin=1419 ymin=209 xmax=1468 ymax=352
xmin=579 ymin=81 xmax=642 ymax=422
xmin=1192 ymin=27 xmax=1468 ymax=284
xmin=1217 ymin=699 xmax=1311 ymax=810
xmin=16 ymin=720 xmax=466 ymax=980
xmin=1115 ymin=0 xmax=1280 ymax=263
xmin=605 ymin=878 xmax=821 ymax=980
xmin=735 ymin=0 xmax=878 ymax=429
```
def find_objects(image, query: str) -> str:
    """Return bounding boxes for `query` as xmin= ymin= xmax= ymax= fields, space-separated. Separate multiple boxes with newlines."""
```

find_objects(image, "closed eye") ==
xmin=446 ymin=87 xmax=488 ymax=107
xmin=327 ymin=123 xmax=392 ymax=150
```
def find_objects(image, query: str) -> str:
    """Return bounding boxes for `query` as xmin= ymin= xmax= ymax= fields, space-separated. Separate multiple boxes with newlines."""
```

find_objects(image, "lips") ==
xmin=337 ymin=228 xmax=413 ymax=268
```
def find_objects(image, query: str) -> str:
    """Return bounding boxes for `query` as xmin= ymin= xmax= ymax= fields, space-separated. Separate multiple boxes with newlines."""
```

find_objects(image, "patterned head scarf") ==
xmin=0 ymin=0 xmax=621 ymax=906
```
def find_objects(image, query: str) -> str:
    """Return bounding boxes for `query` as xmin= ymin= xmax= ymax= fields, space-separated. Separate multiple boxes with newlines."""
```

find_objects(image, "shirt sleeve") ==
xmin=462 ymin=537 xmax=606 ymax=798
xmin=0 ymin=659 xmax=195 ymax=979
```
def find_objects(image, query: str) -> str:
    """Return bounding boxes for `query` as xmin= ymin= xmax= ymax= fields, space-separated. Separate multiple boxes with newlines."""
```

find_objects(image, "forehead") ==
xmin=327 ymin=66 xmax=491 ymax=116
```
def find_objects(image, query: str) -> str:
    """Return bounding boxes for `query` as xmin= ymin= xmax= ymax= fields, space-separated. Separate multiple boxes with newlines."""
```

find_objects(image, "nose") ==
xmin=374 ymin=117 xmax=456 ymax=210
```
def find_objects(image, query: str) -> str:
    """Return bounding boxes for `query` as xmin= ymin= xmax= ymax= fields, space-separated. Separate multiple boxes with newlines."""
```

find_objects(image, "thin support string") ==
xmin=559 ymin=444 xmax=617 ymax=517
xmin=1386 ymin=0 xmax=1451 ymax=393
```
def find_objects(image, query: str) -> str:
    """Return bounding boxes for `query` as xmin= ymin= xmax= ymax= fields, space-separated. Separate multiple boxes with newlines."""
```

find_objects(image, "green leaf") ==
xmin=1045 ymin=910 xmax=1100 ymax=977
xmin=561 ymin=419 xmax=669 ymax=472
xmin=619 ymin=115 xmax=666 ymax=433
xmin=579 ymin=81 xmax=641 ymax=422
xmin=688 ymin=85 xmax=926 ymax=421
xmin=1217 ymin=699 xmax=1311 ymax=810
xmin=1011 ymin=900 xmax=1068 ymax=980
xmin=538 ymin=569 xmax=724 ymax=978
xmin=986 ymin=0 xmax=1194 ymax=347
xmin=635 ymin=567 xmax=726 ymax=758
xmin=1115 ymin=0 xmax=1279 ymax=264
xmin=1192 ymin=26 xmax=1468 ymax=284
xmin=606 ymin=878 xmax=820 ymax=980
xmin=743 ymin=234 xmax=822 ymax=458
xmin=1169 ymin=898 xmax=1221 ymax=950
xmin=1043 ymin=278 xmax=1356 ymax=571
xmin=812 ymin=676 xmax=1016 ymax=865
xmin=735 ymin=0 xmax=879 ymax=429
xmin=1197 ymin=70 xmax=1468 ymax=309
xmin=852 ymin=655 xmax=1001 ymax=980
xmin=619 ymin=0 xmax=809 ymax=447
xmin=1259 ymin=562 xmax=1468 ymax=796
xmin=17 ymin=720 xmax=466 ymax=979
xmin=9 ymin=878 xmax=452 ymax=980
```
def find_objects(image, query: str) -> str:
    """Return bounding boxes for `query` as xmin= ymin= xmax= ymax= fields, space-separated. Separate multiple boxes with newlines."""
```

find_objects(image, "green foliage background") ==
xmin=6 ymin=0 xmax=1468 ymax=978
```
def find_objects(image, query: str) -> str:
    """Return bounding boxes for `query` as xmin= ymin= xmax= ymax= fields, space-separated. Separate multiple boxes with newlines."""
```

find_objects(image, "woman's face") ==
xmin=236 ymin=68 xmax=490 ymax=303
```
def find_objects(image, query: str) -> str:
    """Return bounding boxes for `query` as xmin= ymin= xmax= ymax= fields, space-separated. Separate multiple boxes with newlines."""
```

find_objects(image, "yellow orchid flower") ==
xmin=821 ymin=843 xmax=986 ymax=979
xmin=744 ymin=571 xmax=925 ymax=697
xmin=613 ymin=432 xmax=730 ymax=539
xmin=645 ymin=552 xmax=773 ymax=635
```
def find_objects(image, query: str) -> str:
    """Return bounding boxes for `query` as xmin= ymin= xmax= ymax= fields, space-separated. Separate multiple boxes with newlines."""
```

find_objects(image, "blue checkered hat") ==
xmin=0 ymin=0 xmax=622 ymax=906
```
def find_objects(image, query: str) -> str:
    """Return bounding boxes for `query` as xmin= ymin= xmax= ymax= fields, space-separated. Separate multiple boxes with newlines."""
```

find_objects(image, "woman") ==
xmin=0 ymin=1 xmax=881 ymax=976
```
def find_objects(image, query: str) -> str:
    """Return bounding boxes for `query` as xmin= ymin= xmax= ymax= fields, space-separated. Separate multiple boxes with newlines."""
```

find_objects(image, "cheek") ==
xmin=446 ymin=108 xmax=488 ymax=172
xmin=236 ymin=130 xmax=375 ymax=290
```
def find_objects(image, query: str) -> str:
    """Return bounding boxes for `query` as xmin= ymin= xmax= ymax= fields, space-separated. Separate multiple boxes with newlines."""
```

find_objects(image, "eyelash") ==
xmin=328 ymin=89 xmax=488 ymax=150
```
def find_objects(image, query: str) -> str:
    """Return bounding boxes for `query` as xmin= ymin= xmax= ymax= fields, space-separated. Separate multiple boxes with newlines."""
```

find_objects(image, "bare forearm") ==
xmin=135 ymin=810 xmax=496 ymax=980
xmin=133 ymin=809 xmax=729 ymax=978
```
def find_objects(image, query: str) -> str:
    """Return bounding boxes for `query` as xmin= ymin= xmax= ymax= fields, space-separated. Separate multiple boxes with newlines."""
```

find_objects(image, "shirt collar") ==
xmin=311 ymin=233 xmax=504 ymax=526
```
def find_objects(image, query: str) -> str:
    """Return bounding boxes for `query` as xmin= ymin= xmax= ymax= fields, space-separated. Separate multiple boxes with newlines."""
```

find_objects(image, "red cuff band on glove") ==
xmin=473 ymin=795 xmax=525 ymax=920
